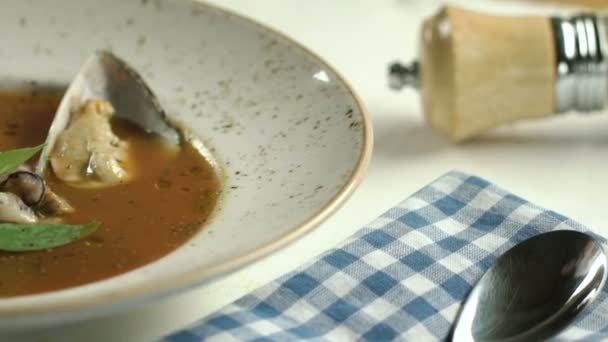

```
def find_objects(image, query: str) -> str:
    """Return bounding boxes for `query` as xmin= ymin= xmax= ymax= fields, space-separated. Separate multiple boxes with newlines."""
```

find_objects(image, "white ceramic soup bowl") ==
xmin=0 ymin=0 xmax=372 ymax=327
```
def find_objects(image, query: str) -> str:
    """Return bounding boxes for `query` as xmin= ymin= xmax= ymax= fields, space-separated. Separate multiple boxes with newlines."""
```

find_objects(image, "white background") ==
xmin=6 ymin=0 xmax=608 ymax=341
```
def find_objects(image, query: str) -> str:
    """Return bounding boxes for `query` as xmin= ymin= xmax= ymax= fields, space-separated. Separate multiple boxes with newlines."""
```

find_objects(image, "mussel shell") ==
xmin=36 ymin=50 xmax=180 ymax=175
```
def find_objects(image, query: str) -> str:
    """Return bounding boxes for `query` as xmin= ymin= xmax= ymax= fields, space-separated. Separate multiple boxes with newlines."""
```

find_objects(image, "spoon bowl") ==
xmin=452 ymin=230 xmax=607 ymax=341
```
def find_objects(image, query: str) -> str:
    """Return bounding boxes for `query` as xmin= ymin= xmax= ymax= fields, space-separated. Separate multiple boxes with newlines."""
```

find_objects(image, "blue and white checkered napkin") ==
xmin=165 ymin=171 xmax=608 ymax=341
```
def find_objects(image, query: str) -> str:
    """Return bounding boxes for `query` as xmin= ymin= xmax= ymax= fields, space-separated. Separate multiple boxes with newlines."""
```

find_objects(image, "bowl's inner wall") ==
xmin=0 ymin=0 xmax=365 ymax=306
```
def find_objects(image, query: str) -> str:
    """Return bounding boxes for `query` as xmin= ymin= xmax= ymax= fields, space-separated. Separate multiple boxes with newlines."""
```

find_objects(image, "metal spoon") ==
xmin=36 ymin=50 xmax=180 ymax=174
xmin=452 ymin=230 xmax=607 ymax=341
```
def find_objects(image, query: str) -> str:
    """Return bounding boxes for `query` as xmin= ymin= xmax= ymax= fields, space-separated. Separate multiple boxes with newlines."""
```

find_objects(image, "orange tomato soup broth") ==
xmin=0 ymin=92 xmax=220 ymax=297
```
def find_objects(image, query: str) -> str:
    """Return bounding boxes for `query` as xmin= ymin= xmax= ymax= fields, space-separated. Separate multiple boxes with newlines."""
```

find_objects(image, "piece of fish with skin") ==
xmin=37 ymin=189 xmax=74 ymax=216
xmin=0 ymin=170 xmax=74 ymax=219
xmin=0 ymin=171 xmax=46 ymax=206
xmin=0 ymin=192 xmax=37 ymax=224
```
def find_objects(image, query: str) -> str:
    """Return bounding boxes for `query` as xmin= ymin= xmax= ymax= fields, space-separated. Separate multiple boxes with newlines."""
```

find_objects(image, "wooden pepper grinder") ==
xmin=389 ymin=6 xmax=607 ymax=141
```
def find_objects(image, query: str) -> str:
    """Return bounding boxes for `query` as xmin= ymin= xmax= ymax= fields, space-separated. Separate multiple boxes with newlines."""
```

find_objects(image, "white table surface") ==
xmin=5 ymin=0 xmax=608 ymax=341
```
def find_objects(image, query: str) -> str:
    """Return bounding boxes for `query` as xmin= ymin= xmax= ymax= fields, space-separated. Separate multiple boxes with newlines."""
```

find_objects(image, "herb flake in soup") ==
xmin=0 ymin=92 xmax=220 ymax=297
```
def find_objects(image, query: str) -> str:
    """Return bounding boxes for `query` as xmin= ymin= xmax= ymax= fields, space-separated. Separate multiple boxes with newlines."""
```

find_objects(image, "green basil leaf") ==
xmin=0 ymin=144 xmax=45 ymax=177
xmin=0 ymin=221 xmax=100 ymax=252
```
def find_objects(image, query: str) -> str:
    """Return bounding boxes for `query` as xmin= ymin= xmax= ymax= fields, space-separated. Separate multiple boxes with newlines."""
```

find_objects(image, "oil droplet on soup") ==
xmin=0 ymin=92 xmax=220 ymax=297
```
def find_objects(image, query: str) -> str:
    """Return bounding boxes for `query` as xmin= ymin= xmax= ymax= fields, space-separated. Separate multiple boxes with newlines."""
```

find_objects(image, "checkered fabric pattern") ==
xmin=165 ymin=171 xmax=608 ymax=341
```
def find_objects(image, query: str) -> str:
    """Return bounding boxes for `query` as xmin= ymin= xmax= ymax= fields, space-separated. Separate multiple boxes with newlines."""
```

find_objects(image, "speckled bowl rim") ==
xmin=0 ymin=0 xmax=373 ymax=321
